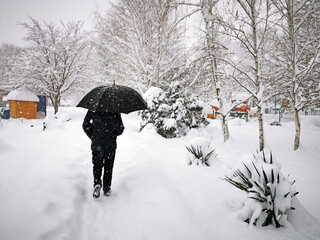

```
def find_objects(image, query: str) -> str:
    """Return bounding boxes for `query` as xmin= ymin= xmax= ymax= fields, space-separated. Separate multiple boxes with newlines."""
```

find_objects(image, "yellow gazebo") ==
xmin=7 ymin=88 xmax=39 ymax=119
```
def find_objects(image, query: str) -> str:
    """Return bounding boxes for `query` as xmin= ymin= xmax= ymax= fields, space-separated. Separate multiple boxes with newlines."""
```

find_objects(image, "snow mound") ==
xmin=140 ymin=123 xmax=158 ymax=135
xmin=7 ymin=88 xmax=39 ymax=102
xmin=288 ymin=197 xmax=320 ymax=234
xmin=186 ymin=121 xmax=217 ymax=140
xmin=0 ymin=138 xmax=14 ymax=154
xmin=229 ymin=118 xmax=245 ymax=126
xmin=54 ymin=107 xmax=86 ymax=121
xmin=302 ymin=117 xmax=320 ymax=128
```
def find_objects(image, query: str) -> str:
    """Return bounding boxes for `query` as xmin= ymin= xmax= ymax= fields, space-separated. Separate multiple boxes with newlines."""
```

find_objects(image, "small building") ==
xmin=207 ymin=99 xmax=220 ymax=119
xmin=37 ymin=95 xmax=48 ymax=117
xmin=231 ymin=92 xmax=252 ymax=117
xmin=7 ymin=88 xmax=39 ymax=119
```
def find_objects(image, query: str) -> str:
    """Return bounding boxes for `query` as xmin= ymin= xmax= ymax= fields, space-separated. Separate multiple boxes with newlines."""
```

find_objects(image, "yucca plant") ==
xmin=223 ymin=151 xmax=299 ymax=228
xmin=186 ymin=144 xmax=217 ymax=166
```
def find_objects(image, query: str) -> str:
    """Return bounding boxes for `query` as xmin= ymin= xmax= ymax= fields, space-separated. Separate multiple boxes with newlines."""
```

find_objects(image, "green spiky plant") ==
xmin=223 ymin=151 xmax=299 ymax=228
xmin=186 ymin=145 xmax=217 ymax=166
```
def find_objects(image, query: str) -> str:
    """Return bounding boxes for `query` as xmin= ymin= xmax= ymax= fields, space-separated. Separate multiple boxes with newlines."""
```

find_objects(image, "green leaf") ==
xmin=252 ymin=162 xmax=261 ymax=177
xmin=261 ymin=167 xmax=271 ymax=196
xmin=243 ymin=163 xmax=252 ymax=177
xmin=234 ymin=169 xmax=253 ymax=189
xmin=292 ymin=192 xmax=299 ymax=197
xmin=186 ymin=145 xmax=203 ymax=160
xmin=253 ymin=181 xmax=264 ymax=193
xmin=204 ymin=149 xmax=216 ymax=163
xmin=272 ymin=187 xmax=277 ymax=201
xmin=262 ymin=167 xmax=268 ymax=184
xmin=262 ymin=151 xmax=266 ymax=163
xmin=248 ymin=196 xmax=265 ymax=202
xmin=223 ymin=175 xmax=250 ymax=192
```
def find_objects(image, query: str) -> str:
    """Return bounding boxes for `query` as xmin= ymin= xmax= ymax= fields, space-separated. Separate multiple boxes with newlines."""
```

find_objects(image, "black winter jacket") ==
xmin=82 ymin=111 xmax=124 ymax=150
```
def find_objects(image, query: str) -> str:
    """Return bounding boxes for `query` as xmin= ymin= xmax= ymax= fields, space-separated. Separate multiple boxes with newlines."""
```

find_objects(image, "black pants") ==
xmin=92 ymin=146 xmax=116 ymax=192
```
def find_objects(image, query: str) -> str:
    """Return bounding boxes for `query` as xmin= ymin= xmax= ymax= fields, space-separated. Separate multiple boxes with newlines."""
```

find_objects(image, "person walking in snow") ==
xmin=82 ymin=110 xmax=124 ymax=198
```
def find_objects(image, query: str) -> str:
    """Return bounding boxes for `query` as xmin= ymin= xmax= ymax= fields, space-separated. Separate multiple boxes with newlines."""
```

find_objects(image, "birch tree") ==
xmin=270 ymin=0 xmax=320 ymax=150
xmin=200 ymin=0 xmax=231 ymax=142
xmin=175 ymin=0 xmax=243 ymax=142
xmin=221 ymin=0 xmax=272 ymax=151
xmin=14 ymin=18 xmax=92 ymax=114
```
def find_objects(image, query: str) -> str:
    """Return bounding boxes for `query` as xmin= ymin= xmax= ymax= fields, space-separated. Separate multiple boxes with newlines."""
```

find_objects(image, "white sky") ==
xmin=0 ymin=0 xmax=110 ymax=47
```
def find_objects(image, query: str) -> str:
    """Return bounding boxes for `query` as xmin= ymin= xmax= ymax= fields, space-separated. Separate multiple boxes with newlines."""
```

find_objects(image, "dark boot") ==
xmin=93 ymin=184 xmax=102 ymax=198
xmin=104 ymin=187 xmax=112 ymax=197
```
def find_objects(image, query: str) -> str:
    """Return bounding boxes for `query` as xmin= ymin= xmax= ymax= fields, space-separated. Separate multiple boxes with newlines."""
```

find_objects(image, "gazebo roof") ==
xmin=209 ymin=99 xmax=219 ymax=107
xmin=7 ymin=88 xmax=39 ymax=102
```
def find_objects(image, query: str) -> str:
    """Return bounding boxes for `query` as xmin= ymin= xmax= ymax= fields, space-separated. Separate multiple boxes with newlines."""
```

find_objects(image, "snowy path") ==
xmin=0 ymin=107 xmax=319 ymax=240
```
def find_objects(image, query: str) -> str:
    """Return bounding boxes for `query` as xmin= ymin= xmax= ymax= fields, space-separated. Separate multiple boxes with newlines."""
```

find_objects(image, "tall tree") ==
xmin=0 ymin=43 xmax=23 ymax=91
xmin=270 ymin=0 xmax=320 ymax=150
xmin=93 ymin=0 xmax=187 ymax=93
xmin=220 ymin=0 xmax=272 ymax=151
xmin=175 ymin=0 xmax=246 ymax=142
xmin=15 ymin=18 xmax=92 ymax=114
xmin=200 ymin=0 xmax=232 ymax=142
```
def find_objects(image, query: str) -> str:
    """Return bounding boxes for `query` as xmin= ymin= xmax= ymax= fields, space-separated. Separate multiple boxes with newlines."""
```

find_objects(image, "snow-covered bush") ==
xmin=140 ymin=83 xmax=208 ymax=138
xmin=186 ymin=137 xmax=217 ymax=166
xmin=224 ymin=151 xmax=298 ymax=228
xmin=140 ymin=86 xmax=178 ymax=138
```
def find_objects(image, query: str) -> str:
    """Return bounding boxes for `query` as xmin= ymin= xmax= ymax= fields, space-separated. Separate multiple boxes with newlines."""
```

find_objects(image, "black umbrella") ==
xmin=77 ymin=84 xmax=148 ymax=113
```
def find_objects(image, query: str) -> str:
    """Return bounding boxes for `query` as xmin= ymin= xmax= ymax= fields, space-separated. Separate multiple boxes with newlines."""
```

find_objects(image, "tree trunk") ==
xmin=53 ymin=101 xmax=59 ymax=115
xmin=250 ymin=1 xmax=264 ymax=151
xmin=257 ymin=106 xmax=264 ymax=151
xmin=221 ymin=115 xmax=230 ymax=142
xmin=51 ymin=94 xmax=61 ymax=115
xmin=293 ymin=107 xmax=300 ymax=150
xmin=201 ymin=1 xmax=230 ymax=142
xmin=287 ymin=0 xmax=300 ymax=150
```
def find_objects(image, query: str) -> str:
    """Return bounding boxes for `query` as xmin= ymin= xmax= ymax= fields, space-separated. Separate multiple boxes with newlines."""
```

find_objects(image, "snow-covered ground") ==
xmin=0 ymin=107 xmax=319 ymax=240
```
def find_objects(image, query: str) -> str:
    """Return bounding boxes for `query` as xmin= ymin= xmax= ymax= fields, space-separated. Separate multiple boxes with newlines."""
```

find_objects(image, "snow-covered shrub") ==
xmin=140 ymin=86 xmax=178 ymax=138
xmin=186 ymin=137 xmax=217 ymax=166
xmin=140 ymin=83 xmax=208 ymax=138
xmin=223 ymin=151 xmax=298 ymax=228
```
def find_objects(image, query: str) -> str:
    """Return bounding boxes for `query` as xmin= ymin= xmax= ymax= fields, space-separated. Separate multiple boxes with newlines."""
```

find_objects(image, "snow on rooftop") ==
xmin=209 ymin=99 xmax=219 ymax=106
xmin=7 ymin=88 xmax=39 ymax=102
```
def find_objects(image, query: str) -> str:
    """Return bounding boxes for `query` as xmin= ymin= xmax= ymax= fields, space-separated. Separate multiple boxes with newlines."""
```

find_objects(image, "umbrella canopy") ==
xmin=77 ymin=84 xmax=148 ymax=114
